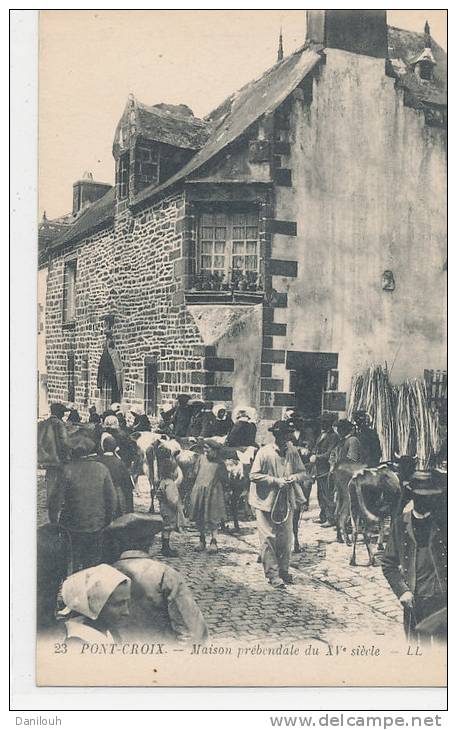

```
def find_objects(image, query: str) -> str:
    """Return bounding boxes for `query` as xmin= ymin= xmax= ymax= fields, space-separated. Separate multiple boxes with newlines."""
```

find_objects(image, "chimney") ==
xmin=306 ymin=10 xmax=387 ymax=59
xmin=72 ymin=171 xmax=112 ymax=216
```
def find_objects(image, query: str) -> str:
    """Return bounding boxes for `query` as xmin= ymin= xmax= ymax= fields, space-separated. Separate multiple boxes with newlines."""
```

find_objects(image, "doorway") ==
xmin=293 ymin=367 xmax=326 ymax=418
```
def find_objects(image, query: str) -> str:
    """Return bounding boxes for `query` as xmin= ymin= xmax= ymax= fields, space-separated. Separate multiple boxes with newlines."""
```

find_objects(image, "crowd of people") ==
xmin=37 ymin=395 xmax=447 ymax=648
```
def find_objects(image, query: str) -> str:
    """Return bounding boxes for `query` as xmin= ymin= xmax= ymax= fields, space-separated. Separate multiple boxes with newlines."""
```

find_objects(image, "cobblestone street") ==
xmin=38 ymin=473 xmax=404 ymax=645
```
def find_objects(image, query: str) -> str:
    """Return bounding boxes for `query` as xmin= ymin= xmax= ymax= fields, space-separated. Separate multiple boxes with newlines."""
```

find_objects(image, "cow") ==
xmin=334 ymin=453 xmax=417 ymax=544
xmin=333 ymin=463 xmax=401 ymax=566
xmin=129 ymin=431 xmax=163 ymax=508
xmin=333 ymin=462 xmax=364 ymax=546
xmin=347 ymin=466 xmax=401 ymax=566
xmin=151 ymin=438 xmax=255 ymax=532
xmin=147 ymin=436 xmax=198 ymax=515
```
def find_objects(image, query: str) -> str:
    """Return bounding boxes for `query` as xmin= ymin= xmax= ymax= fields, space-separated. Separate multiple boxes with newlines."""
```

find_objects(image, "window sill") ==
xmin=62 ymin=320 xmax=76 ymax=330
xmin=184 ymin=290 xmax=264 ymax=305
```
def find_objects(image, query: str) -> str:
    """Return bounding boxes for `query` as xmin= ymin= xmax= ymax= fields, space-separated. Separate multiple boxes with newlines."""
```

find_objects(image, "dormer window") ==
xmin=418 ymin=60 xmax=433 ymax=81
xmin=411 ymin=24 xmax=436 ymax=83
xmin=118 ymin=152 xmax=130 ymax=199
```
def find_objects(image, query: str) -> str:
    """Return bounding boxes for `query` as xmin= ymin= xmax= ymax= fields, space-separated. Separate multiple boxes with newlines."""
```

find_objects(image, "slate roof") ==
xmin=387 ymin=25 xmax=447 ymax=107
xmin=137 ymin=102 xmax=210 ymax=149
xmin=38 ymin=213 xmax=75 ymax=264
xmin=134 ymin=27 xmax=447 ymax=206
xmin=48 ymin=187 xmax=115 ymax=250
xmin=113 ymin=100 xmax=210 ymax=154
xmin=134 ymin=48 xmax=321 ymax=205
xmin=50 ymin=25 xmax=446 ymax=250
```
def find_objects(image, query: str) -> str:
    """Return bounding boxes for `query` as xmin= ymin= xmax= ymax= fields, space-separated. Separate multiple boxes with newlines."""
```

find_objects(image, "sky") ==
xmin=39 ymin=9 xmax=447 ymax=220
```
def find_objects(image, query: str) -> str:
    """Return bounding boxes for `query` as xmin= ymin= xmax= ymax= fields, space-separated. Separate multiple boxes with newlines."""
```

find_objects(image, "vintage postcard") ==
xmin=36 ymin=9 xmax=447 ymax=687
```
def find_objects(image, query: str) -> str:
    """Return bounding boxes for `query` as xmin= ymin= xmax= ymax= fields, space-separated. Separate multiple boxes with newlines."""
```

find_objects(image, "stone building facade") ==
xmin=41 ymin=10 xmax=447 ymax=427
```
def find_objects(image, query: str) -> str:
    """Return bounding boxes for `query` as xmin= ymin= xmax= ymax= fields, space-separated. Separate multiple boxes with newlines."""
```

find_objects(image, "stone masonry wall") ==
xmin=46 ymin=226 xmax=115 ymax=411
xmin=111 ymin=192 xmax=207 ymax=411
xmin=45 ymin=191 xmax=212 ymax=416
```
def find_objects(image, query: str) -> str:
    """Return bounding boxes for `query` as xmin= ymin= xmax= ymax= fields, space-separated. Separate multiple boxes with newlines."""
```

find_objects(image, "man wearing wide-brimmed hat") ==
xmin=59 ymin=437 xmax=119 ymax=570
xmin=225 ymin=406 xmax=258 ymax=448
xmin=249 ymin=420 xmax=308 ymax=589
xmin=107 ymin=513 xmax=208 ymax=643
xmin=353 ymin=410 xmax=381 ymax=467
xmin=171 ymin=393 xmax=193 ymax=438
xmin=309 ymin=413 xmax=340 ymax=525
xmin=381 ymin=471 xmax=447 ymax=643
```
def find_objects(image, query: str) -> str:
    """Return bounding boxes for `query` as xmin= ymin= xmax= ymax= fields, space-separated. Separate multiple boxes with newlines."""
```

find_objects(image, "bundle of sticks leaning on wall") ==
xmin=347 ymin=364 xmax=442 ymax=469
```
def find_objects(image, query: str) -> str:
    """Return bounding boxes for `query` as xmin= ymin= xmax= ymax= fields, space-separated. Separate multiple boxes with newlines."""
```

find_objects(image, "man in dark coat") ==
xmin=381 ymin=472 xmax=447 ymax=643
xmin=37 ymin=523 xmax=70 ymax=633
xmin=191 ymin=401 xmax=214 ymax=438
xmin=353 ymin=410 xmax=382 ymax=467
xmin=172 ymin=394 xmax=193 ymax=438
xmin=88 ymin=406 xmax=101 ymax=425
xmin=336 ymin=419 xmax=362 ymax=463
xmin=309 ymin=414 xmax=340 ymax=524
xmin=38 ymin=402 xmax=72 ymax=523
xmin=225 ymin=409 xmax=257 ymax=448
xmin=186 ymin=400 xmax=205 ymax=438
xmin=59 ymin=437 xmax=118 ymax=570
xmin=315 ymin=419 xmax=361 ymax=529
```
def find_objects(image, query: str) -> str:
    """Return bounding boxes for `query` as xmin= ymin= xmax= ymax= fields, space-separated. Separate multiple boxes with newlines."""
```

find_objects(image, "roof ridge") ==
xmin=136 ymin=99 xmax=209 ymax=127
xmin=387 ymin=24 xmax=446 ymax=57
xmin=134 ymin=47 xmax=321 ymax=206
xmin=205 ymin=44 xmax=306 ymax=125
xmin=49 ymin=187 xmax=116 ymax=250
xmin=388 ymin=24 xmax=424 ymax=36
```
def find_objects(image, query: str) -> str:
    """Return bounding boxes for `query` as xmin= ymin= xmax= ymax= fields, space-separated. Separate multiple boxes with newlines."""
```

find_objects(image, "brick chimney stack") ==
xmin=306 ymin=9 xmax=387 ymax=58
xmin=72 ymin=171 xmax=112 ymax=216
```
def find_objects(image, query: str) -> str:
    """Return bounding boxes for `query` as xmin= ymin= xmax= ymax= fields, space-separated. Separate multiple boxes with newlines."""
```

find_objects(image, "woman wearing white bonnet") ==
xmin=60 ymin=564 xmax=131 ymax=646
xmin=225 ymin=406 xmax=258 ymax=448
xmin=210 ymin=403 xmax=233 ymax=438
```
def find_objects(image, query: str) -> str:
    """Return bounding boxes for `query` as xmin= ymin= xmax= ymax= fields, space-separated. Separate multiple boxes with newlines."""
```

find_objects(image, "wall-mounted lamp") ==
xmin=382 ymin=270 xmax=395 ymax=291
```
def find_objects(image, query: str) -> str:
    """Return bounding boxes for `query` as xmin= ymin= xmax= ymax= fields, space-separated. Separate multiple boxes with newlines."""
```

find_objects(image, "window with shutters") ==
xmin=62 ymin=259 xmax=77 ymax=324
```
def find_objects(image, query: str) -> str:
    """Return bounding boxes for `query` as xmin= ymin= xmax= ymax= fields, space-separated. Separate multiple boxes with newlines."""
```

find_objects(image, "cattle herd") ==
xmin=130 ymin=428 xmax=419 ymax=566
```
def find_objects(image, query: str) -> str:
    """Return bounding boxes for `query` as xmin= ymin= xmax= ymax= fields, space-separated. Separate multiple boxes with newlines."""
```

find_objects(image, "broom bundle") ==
xmin=348 ymin=367 xmax=441 ymax=467
xmin=395 ymin=382 xmax=413 ymax=456
xmin=348 ymin=364 xmax=396 ymax=462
